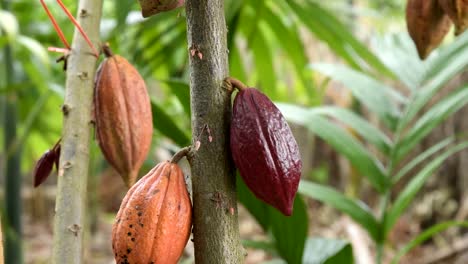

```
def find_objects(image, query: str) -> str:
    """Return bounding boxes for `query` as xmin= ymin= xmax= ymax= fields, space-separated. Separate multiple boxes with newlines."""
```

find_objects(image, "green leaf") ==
xmin=160 ymin=80 xmax=190 ymax=116
xmin=391 ymin=221 xmax=468 ymax=264
xmin=303 ymin=238 xmax=354 ymax=264
xmin=311 ymin=63 xmax=402 ymax=129
xmin=237 ymin=174 xmax=308 ymax=263
xmin=299 ymin=180 xmax=380 ymax=242
xmin=310 ymin=105 xmax=393 ymax=155
xmin=398 ymin=37 xmax=468 ymax=130
xmin=262 ymin=3 xmax=316 ymax=100
xmin=251 ymin=21 xmax=277 ymax=99
xmin=17 ymin=35 xmax=50 ymax=67
xmin=115 ymin=1 xmax=134 ymax=28
xmin=395 ymin=85 xmax=468 ymax=161
xmin=278 ymin=103 xmax=392 ymax=155
xmin=0 ymin=10 xmax=19 ymax=41
xmin=286 ymin=0 xmax=393 ymax=77
xmin=280 ymin=105 xmax=389 ymax=193
xmin=242 ymin=239 xmax=277 ymax=253
xmin=393 ymin=137 xmax=454 ymax=183
xmin=385 ymin=142 xmax=468 ymax=236
xmin=150 ymin=99 xmax=190 ymax=146
xmin=371 ymin=33 xmax=425 ymax=90
xmin=270 ymin=195 xmax=308 ymax=264
xmin=237 ymin=173 xmax=270 ymax=230
xmin=422 ymin=31 xmax=468 ymax=83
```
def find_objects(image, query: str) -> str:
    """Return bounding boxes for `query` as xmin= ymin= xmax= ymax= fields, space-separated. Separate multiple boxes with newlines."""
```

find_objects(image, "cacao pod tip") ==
xmin=124 ymin=170 xmax=138 ymax=188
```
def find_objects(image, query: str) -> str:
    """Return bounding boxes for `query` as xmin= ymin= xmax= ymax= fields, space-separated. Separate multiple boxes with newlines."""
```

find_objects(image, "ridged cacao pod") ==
xmin=138 ymin=0 xmax=184 ymax=18
xmin=438 ymin=0 xmax=468 ymax=35
xmin=406 ymin=0 xmax=452 ymax=59
xmin=112 ymin=161 xmax=192 ymax=263
xmin=94 ymin=48 xmax=153 ymax=187
xmin=230 ymin=87 xmax=302 ymax=216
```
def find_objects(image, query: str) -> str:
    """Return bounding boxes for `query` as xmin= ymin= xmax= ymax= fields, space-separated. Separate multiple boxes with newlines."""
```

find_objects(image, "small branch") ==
xmin=40 ymin=0 xmax=70 ymax=49
xmin=171 ymin=146 xmax=191 ymax=164
xmin=56 ymin=0 xmax=99 ymax=57
xmin=225 ymin=77 xmax=248 ymax=91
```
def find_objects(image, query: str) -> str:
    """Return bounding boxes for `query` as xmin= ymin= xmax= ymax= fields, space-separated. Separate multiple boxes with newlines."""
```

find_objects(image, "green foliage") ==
xmin=7 ymin=0 xmax=467 ymax=262
xmin=391 ymin=221 xmax=468 ymax=264
xmin=280 ymin=31 xmax=468 ymax=263
xmin=303 ymin=238 xmax=354 ymax=264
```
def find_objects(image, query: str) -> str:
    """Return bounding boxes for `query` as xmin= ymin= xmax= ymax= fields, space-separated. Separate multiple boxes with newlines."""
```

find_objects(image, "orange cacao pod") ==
xmin=406 ymin=0 xmax=452 ymax=59
xmin=94 ymin=48 xmax=153 ymax=187
xmin=112 ymin=161 xmax=192 ymax=264
xmin=138 ymin=0 xmax=184 ymax=18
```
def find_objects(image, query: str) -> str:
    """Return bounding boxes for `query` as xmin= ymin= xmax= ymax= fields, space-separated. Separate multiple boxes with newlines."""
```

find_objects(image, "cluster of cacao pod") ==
xmin=227 ymin=78 xmax=302 ymax=216
xmin=112 ymin=154 xmax=192 ymax=264
xmin=406 ymin=0 xmax=467 ymax=59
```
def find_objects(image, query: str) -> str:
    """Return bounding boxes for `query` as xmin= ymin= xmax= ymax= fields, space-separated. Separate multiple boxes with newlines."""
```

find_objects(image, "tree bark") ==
xmin=51 ymin=0 xmax=103 ymax=263
xmin=185 ymin=1 xmax=244 ymax=263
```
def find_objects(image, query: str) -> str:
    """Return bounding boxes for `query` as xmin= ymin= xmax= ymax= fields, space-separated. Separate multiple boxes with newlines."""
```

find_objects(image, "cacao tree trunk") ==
xmin=51 ymin=0 xmax=103 ymax=263
xmin=2 ymin=0 xmax=23 ymax=263
xmin=185 ymin=1 xmax=244 ymax=262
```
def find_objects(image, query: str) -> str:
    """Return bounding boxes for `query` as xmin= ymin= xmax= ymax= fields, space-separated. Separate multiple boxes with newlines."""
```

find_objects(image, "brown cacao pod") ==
xmin=138 ymin=0 xmax=184 ymax=18
xmin=438 ymin=0 xmax=468 ymax=35
xmin=112 ymin=161 xmax=192 ymax=263
xmin=230 ymin=87 xmax=302 ymax=216
xmin=94 ymin=49 xmax=153 ymax=187
xmin=406 ymin=0 xmax=452 ymax=59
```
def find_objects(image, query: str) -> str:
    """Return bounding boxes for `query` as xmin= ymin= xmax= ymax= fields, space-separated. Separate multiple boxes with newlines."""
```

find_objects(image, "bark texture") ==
xmin=51 ymin=1 xmax=103 ymax=263
xmin=185 ymin=1 xmax=244 ymax=262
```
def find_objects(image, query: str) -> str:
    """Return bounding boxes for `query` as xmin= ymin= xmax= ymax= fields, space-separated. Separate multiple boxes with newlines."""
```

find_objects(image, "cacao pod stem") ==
xmin=171 ymin=146 xmax=191 ymax=164
xmin=225 ymin=77 xmax=248 ymax=91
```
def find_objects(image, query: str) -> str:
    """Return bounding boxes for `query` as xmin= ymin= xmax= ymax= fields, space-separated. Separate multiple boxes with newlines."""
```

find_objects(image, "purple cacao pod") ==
xmin=230 ymin=88 xmax=302 ymax=216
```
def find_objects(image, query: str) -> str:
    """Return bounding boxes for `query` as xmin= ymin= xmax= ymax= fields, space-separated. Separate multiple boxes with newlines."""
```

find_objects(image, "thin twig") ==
xmin=56 ymin=0 xmax=99 ymax=57
xmin=40 ymin=0 xmax=70 ymax=49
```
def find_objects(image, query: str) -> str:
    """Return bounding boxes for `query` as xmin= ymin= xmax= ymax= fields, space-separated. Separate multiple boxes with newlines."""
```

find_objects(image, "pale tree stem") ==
xmin=185 ymin=0 xmax=244 ymax=263
xmin=51 ymin=0 xmax=103 ymax=263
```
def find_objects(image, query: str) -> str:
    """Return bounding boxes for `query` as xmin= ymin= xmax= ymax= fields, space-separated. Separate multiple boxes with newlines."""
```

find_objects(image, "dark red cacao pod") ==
xmin=230 ymin=88 xmax=302 ymax=216
xmin=33 ymin=141 xmax=61 ymax=187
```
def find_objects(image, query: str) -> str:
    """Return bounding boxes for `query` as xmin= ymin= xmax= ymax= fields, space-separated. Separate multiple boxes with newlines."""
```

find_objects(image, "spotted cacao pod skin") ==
xmin=138 ymin=0 xmax=184 ymax=18
xmin=94 ymin=53 xmax=153 ymax=187
xmin=406 ymin=0 xmax=452 ymax=59
xmin=112 ymin=161 xmax=192 ymax=263
xmin=230 ymin=88 xmax=302 ymax=216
